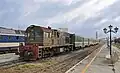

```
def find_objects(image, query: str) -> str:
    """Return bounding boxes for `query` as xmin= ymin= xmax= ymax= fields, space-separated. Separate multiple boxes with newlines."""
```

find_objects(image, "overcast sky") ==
xmin=0 ymin=0 xmax=120 ymax=38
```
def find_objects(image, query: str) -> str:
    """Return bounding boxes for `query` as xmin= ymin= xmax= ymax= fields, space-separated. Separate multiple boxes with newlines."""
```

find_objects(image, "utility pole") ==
xmin=96 ymin=31 xmax=98 ymax=40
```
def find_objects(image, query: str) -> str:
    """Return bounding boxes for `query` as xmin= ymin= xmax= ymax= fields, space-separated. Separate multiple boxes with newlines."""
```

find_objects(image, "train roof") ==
xmin=27 ymin=25 xmax=52 ymax=32
xmin=0 ymin=33 xmax=25 ymax=36
xmin=0 ymin=27 xmax=16 ymax=34
xmin=0 ymin=27 xmax=25 ymax=35
xmin=27 ymin=25 xmax=75 ymax=34
xmin=41 ymin=26 xmax=52 ymax=32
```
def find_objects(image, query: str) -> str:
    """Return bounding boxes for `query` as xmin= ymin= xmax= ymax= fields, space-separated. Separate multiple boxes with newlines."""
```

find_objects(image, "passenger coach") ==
xmin=0 ymin=27 xmax=25 ymax=53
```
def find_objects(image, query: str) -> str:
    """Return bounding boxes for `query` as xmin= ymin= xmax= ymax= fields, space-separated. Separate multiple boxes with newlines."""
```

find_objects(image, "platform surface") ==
xmin=0 ymin=53 xmax=19 ymax=63
xmin=67 ymin=45 xmax=120 ymax=73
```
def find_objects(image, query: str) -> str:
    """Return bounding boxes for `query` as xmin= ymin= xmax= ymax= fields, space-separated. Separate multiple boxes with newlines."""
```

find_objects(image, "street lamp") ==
xmin=103 ymin=25 xmax=118 ymax=59
xmin=114 ymin=27 xmax=119 ymax=33
xmin=103 ymin=28 xmax=107 ymax=33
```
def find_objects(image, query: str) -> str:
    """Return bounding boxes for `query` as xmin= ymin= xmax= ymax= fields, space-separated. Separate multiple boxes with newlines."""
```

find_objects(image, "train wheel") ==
xmin=24 ymin=51 xmax=33 ymax=60
xmin=50 ymin=50 xmax=54 ymax=57
xmin=3 ymin=51 xmax=8 ymax=54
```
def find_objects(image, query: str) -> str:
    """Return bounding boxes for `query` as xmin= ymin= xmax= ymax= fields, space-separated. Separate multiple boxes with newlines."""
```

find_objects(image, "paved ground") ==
xmin=66 ymin=44 xmax=120 ymax=73
xmin=0 ymin=53 xmax=19 ymax=63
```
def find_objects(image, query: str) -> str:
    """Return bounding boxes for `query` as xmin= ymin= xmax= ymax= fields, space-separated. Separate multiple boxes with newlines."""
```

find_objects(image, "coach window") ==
xmin=8 ymin=36 xmax=11 ymax=40
xmin=16 ymin=36 xmax=19 ymax=40
xmin=0 ymin=35 xmax=3 ymax=40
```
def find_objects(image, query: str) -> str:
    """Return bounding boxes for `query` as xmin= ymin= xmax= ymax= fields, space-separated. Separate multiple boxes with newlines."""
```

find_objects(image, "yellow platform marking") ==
xmin=81 ymin=45 xmax=104 ymax=73
xmin=65 ymin=54 xmax=90 ymax=73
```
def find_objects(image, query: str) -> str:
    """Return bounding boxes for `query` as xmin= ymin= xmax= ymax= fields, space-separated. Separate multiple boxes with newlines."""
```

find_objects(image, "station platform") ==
xmin=66 ymin=44 xmax=120 ymax=73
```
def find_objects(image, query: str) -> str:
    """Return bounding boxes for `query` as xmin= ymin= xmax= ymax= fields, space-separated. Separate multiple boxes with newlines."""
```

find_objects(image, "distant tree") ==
xmin=114 ymin=38 xmax=120 ymax=43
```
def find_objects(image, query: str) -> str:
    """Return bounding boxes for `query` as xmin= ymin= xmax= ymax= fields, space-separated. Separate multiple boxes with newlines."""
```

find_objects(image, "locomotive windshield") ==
xmin=29 ymin=29 xmax=35 ymax=41
xmin=26 ymin=26 xmax=43 ymax=43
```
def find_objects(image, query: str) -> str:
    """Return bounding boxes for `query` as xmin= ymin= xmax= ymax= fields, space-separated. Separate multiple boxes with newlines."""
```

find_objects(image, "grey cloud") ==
xmin=0 ymin=0 xmax=120 ymax=38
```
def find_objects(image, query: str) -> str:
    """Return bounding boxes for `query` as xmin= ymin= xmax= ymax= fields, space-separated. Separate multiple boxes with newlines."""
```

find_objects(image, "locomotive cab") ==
xmin=19 ymin=25 xmax=42 ymax=60
xmin=25 ymin=25 xmax=43 ymax=45
xmin=19 ymin=25 xmax=52 ymax=60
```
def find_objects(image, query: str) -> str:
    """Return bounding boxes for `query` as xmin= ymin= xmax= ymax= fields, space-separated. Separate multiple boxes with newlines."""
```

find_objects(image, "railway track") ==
xmin=0 ymin=44 xmax=102 ymax=72
xmin=35 ymin=44 xmax=103 ymax=73
xmin=0 ymin=58 xmax=26 ymax=69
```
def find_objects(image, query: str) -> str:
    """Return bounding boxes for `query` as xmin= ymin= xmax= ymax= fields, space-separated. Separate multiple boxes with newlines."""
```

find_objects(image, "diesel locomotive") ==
xmin=19 ymin=25 xmax=98 ymax=60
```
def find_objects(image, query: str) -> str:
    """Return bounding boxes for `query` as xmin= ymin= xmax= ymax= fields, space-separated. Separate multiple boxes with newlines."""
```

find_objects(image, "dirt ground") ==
xmin=0 ymin=59 xmax=57 ymax=73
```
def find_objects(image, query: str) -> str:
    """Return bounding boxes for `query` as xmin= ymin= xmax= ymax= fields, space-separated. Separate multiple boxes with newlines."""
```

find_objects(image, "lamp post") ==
xmin=103 ymin=25 xmax=118 ymax=59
